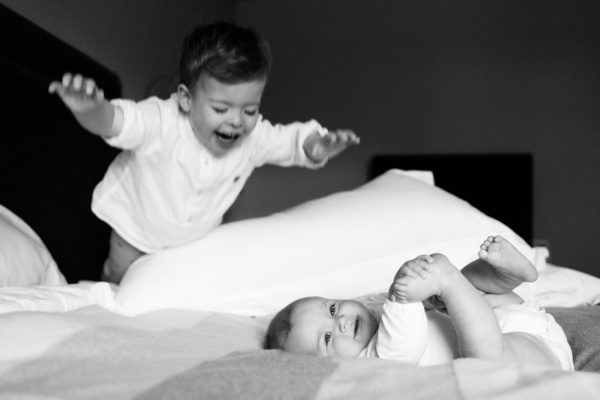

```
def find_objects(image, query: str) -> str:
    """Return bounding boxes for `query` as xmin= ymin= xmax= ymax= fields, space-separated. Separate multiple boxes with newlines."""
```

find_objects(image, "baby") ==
xmin=265 ymin=235 xmax=573 ymax=371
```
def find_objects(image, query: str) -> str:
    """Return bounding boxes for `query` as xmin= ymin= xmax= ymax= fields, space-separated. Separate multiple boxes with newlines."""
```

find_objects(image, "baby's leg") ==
xmin=501 ymin=332 xmax=563 ymax=369
xmin=461 ymin=235 xmax=538 ymax=294
xmin=101 ymin=230 xmax=145 ymax=284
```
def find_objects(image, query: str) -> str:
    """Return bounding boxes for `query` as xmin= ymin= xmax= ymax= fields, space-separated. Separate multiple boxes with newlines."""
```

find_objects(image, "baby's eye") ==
xmin=329 ymin=304 xmax=335 ymax=316
xmin=213 ymin=107 xmax=227 ymax=114
xmin=244 ymin=109 xmax=258 ymax=116
xmin=324 ymin=332 xmax=331 ymax=344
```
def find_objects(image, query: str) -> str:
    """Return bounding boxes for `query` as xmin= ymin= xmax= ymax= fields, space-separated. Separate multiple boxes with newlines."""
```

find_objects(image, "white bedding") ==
xmin=2 ymin=169 xmax=600 ymax=317
xmin=113 ymin=170 xmax=539 ymax=316
xmin=1 ymin=258 xmax=599 ymax=318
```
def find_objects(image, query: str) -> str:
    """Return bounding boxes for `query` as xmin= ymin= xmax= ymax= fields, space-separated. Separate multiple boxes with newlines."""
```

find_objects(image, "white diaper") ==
xmin=494 ymin=300 xmax=574 ymax=371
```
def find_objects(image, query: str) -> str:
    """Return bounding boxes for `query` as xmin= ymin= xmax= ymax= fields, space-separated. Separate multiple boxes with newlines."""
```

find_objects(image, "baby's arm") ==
xmin=302 ymin=129 xmax=360 ymax=162
xmin=373 ymin=301 xmax=428 ymax=363
xmin=49 ymin=73 xmax=123 ymax=137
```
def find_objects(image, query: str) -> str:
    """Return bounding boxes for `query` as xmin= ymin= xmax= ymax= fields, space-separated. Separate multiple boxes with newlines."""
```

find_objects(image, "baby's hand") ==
xmin=397 ymin=255 xmax=434 ymax=279
xmin=308 ymin=129 xmax=360 ymax=161
xmin=389 ymin=255 xmax=434 ymax=302
xmin=49 ymin=73 xmax=105 ymax=113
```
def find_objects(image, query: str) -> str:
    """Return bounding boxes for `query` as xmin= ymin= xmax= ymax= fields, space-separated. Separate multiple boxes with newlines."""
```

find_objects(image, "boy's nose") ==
xmin=228 ymin=112 xmax=243 ymax=127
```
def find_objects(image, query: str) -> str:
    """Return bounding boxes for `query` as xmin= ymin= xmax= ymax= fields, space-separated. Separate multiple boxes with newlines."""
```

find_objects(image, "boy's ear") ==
xmin=177 ymin=84 xmax=192 ymax=112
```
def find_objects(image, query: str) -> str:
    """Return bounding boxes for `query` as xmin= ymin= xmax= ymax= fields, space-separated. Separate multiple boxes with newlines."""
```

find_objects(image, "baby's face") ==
xmin=286 ymin=297 xmax=378 ymax=357
xmin=179 ymin=72 xmax=266 ymax=158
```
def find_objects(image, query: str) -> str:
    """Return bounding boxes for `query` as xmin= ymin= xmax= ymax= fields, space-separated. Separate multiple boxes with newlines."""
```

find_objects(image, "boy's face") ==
xmin=178 ymin=72 xmax=266 ymax=158
xmin=285 ymin=297 xmax=378 ymax=357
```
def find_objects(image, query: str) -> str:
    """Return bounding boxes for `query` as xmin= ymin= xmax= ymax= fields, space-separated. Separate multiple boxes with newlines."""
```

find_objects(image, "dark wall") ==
xmin=232 ymin=0 xmax=600 ymax=276
xmin=0 ymin=4 xmax=121 ymax=282
xmin=1 ymin=0 xmax=235 ymax=99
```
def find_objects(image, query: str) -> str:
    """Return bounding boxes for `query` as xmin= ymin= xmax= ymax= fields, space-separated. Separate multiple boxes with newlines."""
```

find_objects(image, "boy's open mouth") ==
xmin=215 ymin=131 xmax=240 ymax=144
xmin=354 ymin=318 xmax=359 ymax=337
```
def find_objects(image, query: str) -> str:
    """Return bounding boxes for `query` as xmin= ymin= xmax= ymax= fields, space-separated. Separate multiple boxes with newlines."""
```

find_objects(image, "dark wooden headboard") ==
xmin=369 ymin=154 xmax=533 ymax=245
xmin=0 ymin=4 xmax=121 ymax=283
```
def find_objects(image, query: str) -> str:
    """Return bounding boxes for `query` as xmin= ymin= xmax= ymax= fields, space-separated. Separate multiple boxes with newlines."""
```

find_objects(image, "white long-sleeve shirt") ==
xmin=360 ymin=300 xmax=429 ymax=362
xmin=358 ymin=293 xmax=459 ymax=365
xmin=92 ymin=94 xmax=326 ymax=253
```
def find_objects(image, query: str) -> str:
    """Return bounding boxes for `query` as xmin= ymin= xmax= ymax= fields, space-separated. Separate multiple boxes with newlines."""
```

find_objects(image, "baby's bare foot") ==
xmin=478 ymin=235 xmax=538 ymax=286
xmin=393 ymin=254 xmax=460 ymax=303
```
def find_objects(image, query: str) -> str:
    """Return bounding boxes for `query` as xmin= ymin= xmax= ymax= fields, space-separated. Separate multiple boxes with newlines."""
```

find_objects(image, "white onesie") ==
xmin=358 ymin=293 xmax=574 ymax=371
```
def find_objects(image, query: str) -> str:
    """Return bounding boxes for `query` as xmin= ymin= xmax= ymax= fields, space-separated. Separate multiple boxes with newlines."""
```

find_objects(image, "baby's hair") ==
xmin=179 ymin=21 xmax=272 ymax=89
xmin=264 ymin=298 xmax=304 ymax=350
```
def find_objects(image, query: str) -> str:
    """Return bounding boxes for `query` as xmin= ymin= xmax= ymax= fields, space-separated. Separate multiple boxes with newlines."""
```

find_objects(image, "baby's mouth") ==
xmin=215 ymin=131 xmax=240 ymax=144
xmin=354 ymin=318 xmax=359 ymax=338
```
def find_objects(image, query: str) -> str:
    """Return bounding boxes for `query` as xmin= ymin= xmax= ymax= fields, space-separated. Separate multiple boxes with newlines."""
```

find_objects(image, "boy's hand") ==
xmin=48 ymin=73 xmax=120 ymax=137
xmin=305 ymin=129 xmax=360 ymax=162
xmin=49 ymin=73 xmax=105 ymax=113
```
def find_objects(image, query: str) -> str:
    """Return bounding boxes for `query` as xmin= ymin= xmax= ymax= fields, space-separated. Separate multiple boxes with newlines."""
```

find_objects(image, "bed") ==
xmin=2 ymin=5 xmax=600 ymax=399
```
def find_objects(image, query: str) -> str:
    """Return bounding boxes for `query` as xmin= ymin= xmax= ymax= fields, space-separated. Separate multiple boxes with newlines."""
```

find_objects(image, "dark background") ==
xmin=2 ymin=0 xmax=599 ymax=277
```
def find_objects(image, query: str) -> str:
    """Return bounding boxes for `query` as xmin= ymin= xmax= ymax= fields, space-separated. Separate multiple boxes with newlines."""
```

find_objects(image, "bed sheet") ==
xmin=1 ymin=256 xmax=600 ymax=398
xmin=0 ymin=305 xmax=599 ymax=400
xmin=1 ymin=253 xmax=599 ymax=316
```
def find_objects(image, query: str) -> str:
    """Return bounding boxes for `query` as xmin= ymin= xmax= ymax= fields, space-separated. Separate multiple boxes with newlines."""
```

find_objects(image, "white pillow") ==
xmin=0 ymin=282 xmax=115 ymax=314
xmin=0 ymin=204 xmax=67 ymax=287
xmin=115 ymin=170 xmax=535 ymax=316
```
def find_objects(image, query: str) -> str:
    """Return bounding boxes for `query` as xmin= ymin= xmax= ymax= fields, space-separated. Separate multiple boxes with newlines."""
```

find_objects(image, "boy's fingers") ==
xmin=324 ymin=132 xmax=337 ymax=145
xmin=48 ymin=81 xmax=62 ymax=94
xmin=72 ymin=74 xmax=84 ymax=91
xmin=339 ymin=130 xmax=354 ymax=143
xmin=62 ymin=73 xmax=73 ymax=88
xmin=95 ymin=88 xmax=105 ymax=101
xmin=84 ymin=79 xmax=97 ymax=96
xmin=344 ymin=130 xmax=360 ymax=144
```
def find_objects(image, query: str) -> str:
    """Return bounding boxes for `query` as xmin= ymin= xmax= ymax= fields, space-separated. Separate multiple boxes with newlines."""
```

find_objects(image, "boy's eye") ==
xmin=213 ymin=107 xmax=227 ymax=114
xmin=329 ymin=304 xmax=335 ymax=316
xmin=244 ymin=109 xmax=258 ymax=116
xmin=324 ymin=332 xmax=331 ymax=344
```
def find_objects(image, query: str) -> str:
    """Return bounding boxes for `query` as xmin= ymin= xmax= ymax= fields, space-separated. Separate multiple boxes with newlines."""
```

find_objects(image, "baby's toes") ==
xmin=392 ymin=288 xmax=409 ymax=303
xmin=393 ymin=281 xmax=408 ymax=295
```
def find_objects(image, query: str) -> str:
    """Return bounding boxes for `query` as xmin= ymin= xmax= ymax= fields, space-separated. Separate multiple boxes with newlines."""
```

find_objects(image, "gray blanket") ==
xmin=1 ymin=306 xmax=599 ymax=399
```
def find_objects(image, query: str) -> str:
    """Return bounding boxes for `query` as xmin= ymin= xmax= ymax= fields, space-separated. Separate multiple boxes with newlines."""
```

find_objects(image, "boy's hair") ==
xmin=264 ymin=298 xmax=303 ymax=350
xmin=179 ymin=21 xmax=272 ymax=89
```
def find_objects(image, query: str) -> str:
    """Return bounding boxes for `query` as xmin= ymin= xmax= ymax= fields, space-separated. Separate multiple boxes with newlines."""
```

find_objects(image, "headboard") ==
xmin=369 ymin=154 xmax=533 ymax=245
xmin=0 ymin=4 xmax=121 ymax=283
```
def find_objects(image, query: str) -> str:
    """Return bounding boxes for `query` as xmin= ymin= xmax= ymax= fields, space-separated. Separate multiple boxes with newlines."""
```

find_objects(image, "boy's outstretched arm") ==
xmin=302 ymin=129 xmax=360 ymax=162
xmin=49 ymin=73 xmax=123 ymax=138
